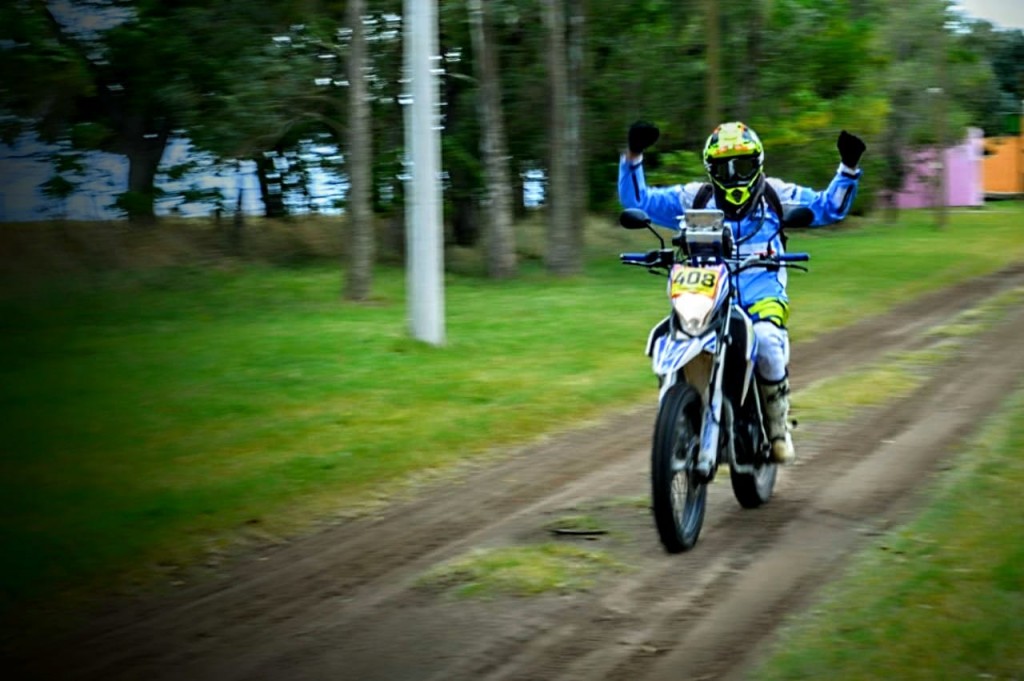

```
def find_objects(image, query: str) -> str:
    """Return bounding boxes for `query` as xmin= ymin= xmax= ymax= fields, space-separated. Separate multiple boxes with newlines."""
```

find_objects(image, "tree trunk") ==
xmin=933 ymin=27 xmax=949 ymax=229
xmin=705 ymin=0 xmax=721 ymax=132
xmin=440 ymin=34 xmax=480 ymax=249
xmin=231 ymin=179 xmax=245 ymax=255
xmin=542 ymin=0 xmax=577 ymax=276
xmin=255 ymin=153 xmax=287 ymax=218
xmin=566 ymin=0 xmax=586 ymax=243
xmin=469 ymin=0 xmax=518 ymax=279
xmin=345 ymin=0 xmax=375 ymax=300
xmin=737 ymin=0 xmax=764 ymax=123
xmin=451 ymin=194 xmax=478 ymax=247
xmin=119 ymin=117 xmax=170 ymax=224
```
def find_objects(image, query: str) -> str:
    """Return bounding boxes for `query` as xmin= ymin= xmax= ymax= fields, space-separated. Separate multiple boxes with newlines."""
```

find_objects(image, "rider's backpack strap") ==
xmin=692 ymin=183 xmax=714 ymax=209
xmin=763 ymin=181 xmax=784 ymax=224
xmin=692 ymin=181 xmax=788 ymax=247
xmin=762 ymin=181 xmax=788 ymax=248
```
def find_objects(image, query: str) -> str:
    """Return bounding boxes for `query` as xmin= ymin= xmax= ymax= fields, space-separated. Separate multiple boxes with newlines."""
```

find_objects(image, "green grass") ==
xmin=544 ymin=514 xmax=608 ymax=534
xmin=417 ymin=543 xmax=623 ymax=598
xmin=751 ymin=381 xmax=1024 ymax=681
xmin=1 ymin=203 xmax=1023 ymax=609
xmin=782 ymin=206 xmax=1024 ymax=341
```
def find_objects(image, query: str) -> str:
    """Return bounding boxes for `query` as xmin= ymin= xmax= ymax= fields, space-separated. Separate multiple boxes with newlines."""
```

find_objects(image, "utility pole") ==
xmin=403 ymin=0 xmax=445 ymax=345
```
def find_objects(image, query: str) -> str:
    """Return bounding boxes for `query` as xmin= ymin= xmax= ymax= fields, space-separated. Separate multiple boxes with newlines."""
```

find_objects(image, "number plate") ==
xmin=670 ymin=266 xmax=720 ymax=298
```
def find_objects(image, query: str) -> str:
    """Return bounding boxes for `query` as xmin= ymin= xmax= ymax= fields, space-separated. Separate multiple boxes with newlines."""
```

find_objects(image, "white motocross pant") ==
xmin=753 ymin=321 xmax=790 ymax=383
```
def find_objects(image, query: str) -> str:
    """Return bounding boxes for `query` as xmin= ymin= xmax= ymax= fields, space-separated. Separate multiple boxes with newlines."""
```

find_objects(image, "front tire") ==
xmin=651 ymin=383 xmax=707 ymax=553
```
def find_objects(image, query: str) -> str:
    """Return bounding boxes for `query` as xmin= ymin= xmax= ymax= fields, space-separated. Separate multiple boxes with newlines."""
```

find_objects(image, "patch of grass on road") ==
xmin=751 ymin=383 xmax=1024 ymax=681
xmin=544 ymin=514 xmax=608 ymax=534
xmin=418 ymin=544 xmax=623 ymax=598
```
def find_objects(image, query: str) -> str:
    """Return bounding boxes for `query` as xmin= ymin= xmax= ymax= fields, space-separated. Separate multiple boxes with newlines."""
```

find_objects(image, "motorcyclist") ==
xmin=619 ymin=120 xmax=865 ymax=464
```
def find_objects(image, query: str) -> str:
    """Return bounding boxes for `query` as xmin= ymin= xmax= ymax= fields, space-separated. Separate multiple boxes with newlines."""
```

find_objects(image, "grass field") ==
xmin=753 ymin=380 xmax=1024 ymax=681
xmin=2 ymin=203 xmax=1023 ymax=613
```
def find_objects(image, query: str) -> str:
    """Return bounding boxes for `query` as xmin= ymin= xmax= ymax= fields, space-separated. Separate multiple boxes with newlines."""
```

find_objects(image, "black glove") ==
xmin=628 ymin=121 xmax=660 ymax=155
xmin=837 ymin=130 xmax=866 ymax=168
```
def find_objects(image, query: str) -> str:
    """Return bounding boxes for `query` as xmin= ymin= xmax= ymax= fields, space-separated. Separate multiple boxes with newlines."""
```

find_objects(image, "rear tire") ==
xmin=730 ymin=461 xmax=777 ymax=508
xmin=729 ymin=412 xmax=778 ymax=508
xmin=651 ymin=383 xmax=707 ymax=553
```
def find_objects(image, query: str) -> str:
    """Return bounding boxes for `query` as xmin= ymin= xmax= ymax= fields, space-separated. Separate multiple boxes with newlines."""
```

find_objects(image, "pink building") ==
xmin=892 ymin=128 xmax=984 ymax=209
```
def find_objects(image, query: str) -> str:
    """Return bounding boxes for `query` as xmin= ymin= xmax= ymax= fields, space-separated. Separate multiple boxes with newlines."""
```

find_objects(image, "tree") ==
xmin=705 ymin=0 xmax=720 ymax=130
xmin=1 ymin=1 xmax=307 ymax=222
xmin=5 ymin=0 xmax=1020 ymax=240
xmin=879 ymin=84 xmax=914 ymax=219
xmin=0 ymin=1 xmax=170 ymax=223
xmin=952 ymin=20 xmax=1022 ymax=136
xmin=0 ymin=2 xmax=97 ymax=146
xmin=542 ymin=0 xmax=577 ymax=276
xmin=468 ymin=0 xmax=517 ymax=279
xmin=566 ymin=0 xmax=586 ymax=253
xmin=345 ymin=0 xmax=376 ymax=300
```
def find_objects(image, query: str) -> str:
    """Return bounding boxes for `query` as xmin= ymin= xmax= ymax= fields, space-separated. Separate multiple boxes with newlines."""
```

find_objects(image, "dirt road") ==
xmin=9 ymin=265 xmax=1024 ymax=681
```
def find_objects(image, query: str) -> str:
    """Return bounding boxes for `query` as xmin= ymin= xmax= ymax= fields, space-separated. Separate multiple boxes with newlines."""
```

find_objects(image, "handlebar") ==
xmin=620 ymin=249 xmax=674 ymax=269
xmin=620 ymin=252 xmax=651 ymax=265
xmin=732 ymin=251 xmax=810 ymax=275
xmin=620 ymin=250 xmax=810 ymax=272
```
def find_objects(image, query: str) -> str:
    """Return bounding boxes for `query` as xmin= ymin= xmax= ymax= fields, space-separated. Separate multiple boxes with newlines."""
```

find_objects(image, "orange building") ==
xmin=983 ymin=116 xmax=1024 ymax=197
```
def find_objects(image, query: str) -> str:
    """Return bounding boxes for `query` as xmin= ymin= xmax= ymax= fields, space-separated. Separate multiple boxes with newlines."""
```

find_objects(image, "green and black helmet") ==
xmin=702 ymin=122 xmax=766 ymax=220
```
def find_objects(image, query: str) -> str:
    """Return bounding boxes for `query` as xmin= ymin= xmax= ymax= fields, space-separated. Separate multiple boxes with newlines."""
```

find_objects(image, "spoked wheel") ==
xmin=651 ymin=384 xmax=707 ymax=553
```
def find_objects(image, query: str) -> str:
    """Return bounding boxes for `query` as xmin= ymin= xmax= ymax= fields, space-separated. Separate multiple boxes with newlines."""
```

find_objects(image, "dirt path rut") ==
xmin=9 ymin=265 xmax=1024 ymax=681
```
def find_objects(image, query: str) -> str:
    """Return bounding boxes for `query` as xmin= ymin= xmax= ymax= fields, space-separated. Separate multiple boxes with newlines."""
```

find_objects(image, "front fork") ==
xmin=652 ymin=328 xmax=731 ymax=479
xmin=695 ymin=341 xmax=729 ymax=477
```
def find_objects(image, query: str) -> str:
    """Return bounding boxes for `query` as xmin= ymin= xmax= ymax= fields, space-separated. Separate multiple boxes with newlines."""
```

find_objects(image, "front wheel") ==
xmin=651 ymin=383 xmax=707 ymax=553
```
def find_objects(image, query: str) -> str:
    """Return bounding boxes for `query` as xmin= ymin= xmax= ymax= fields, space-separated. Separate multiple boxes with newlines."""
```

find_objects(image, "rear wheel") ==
xmin=730 ymin=460 xmax=777 ymax=508
xmin=729 ymin=419 xmax=777 ymax=508
xmin=651 ymin=383 xmax=707 ymax=553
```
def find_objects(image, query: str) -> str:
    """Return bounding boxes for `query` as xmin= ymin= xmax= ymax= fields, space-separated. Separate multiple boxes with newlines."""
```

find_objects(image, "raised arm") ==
xmin=770 ymin=130 xmax=866 ymax=226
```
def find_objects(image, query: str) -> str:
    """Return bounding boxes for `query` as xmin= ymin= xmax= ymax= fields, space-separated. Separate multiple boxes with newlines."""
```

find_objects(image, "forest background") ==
xmin=1 ymin=0 xmax=1023 ymax=295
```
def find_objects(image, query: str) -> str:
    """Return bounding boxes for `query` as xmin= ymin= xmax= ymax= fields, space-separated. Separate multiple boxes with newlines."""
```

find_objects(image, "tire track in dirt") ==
xmin=7 ymin=264 xmax=1024 ymax=681
xmin=637 ymin=304 xmax=1024 ymax=681
xmin=421 ymin=302 xmax=1024 ymax=681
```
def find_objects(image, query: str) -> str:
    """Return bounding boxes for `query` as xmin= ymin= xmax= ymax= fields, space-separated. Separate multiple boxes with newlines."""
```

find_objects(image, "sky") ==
xmin=954 ymin=0 xmax=1024 ymax=30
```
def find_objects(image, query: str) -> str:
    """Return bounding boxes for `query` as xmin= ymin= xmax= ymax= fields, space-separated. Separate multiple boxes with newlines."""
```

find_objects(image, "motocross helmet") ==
xmin=702 ymin=122 xmax=765 ymax=220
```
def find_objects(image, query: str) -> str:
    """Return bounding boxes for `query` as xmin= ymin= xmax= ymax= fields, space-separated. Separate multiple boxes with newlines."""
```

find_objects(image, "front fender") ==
xmin=648 ymin=317 xmax=717 ymax=383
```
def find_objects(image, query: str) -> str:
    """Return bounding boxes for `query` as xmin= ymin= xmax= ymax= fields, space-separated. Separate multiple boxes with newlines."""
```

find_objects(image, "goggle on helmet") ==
xmin=702 ymin=122 xmax=765 ymax=209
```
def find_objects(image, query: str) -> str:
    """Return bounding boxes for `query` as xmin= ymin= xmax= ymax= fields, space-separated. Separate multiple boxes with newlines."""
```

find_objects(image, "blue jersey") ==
xmin=618 ymin=156 xmax=861 ymax=309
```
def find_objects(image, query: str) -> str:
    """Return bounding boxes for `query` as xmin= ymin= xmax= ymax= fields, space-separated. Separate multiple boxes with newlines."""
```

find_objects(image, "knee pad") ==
xmin=753 ymin=321 xmax=789 ymax=383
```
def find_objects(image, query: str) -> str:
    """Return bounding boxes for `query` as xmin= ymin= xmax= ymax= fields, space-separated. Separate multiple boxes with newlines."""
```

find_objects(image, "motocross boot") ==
xmin=759 ymin=377 xmax=795 ymax=464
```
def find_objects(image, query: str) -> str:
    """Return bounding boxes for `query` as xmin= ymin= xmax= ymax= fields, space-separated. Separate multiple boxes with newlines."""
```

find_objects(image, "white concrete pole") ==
xmin=403 ymin=0 xmax=445 ymax=345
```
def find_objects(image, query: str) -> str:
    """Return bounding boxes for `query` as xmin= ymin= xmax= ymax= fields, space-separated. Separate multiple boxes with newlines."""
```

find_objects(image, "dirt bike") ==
xmin=619 ymin=206 xmax=812 ymax=552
